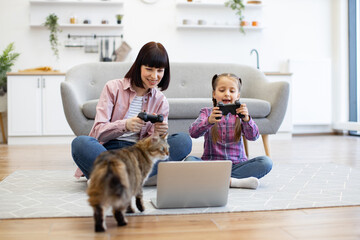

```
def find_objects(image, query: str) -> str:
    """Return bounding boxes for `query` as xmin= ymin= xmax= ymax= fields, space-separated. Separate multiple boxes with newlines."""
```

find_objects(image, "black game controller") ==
xmin=137 ymin=111 xmax=164 ymax=123
xmin=216 ymin=100 xmax=245 ymax=120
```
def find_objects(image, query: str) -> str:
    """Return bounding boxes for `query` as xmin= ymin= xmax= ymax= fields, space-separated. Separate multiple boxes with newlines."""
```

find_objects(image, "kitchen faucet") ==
xmin=250 ymin=49 xmax=259 ymax=69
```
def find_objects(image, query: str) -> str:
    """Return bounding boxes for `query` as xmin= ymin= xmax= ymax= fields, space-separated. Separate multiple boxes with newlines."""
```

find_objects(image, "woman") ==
xmin=72 ymin=42 xmax=192 ymax=185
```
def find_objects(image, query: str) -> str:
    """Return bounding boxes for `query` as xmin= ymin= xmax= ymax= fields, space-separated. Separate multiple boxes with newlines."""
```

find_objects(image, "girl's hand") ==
xmin=154 ymin=121 xmax=168 ymax=136
xmin=237 ymin=103 xmax=250 ymax=122
xmin=126 ymin=116 xmax=145 ymax=132
xmin=208 ymin=107 xmax=222 ymax=124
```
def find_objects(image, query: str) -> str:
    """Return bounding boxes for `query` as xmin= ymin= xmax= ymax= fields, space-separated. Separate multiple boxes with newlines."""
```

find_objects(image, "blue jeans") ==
xmin=71 ymin=133 xmax=192 ymax=179
xmin=184 ymin=155 xmax=272 ymax=179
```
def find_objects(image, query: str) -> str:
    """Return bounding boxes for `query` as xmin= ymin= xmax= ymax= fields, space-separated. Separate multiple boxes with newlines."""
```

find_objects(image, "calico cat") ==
xmin=87 ymin=134 xmax=169 ymax=232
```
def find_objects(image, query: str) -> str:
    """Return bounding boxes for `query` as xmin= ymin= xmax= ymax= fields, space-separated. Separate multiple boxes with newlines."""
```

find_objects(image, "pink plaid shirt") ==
xmin=189 ymin=107 xmax=259 ymax=164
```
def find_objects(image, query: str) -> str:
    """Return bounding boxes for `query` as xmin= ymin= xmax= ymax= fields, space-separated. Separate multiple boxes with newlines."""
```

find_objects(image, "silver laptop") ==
xmin=151 ymin=160 xmax=232 ymax=209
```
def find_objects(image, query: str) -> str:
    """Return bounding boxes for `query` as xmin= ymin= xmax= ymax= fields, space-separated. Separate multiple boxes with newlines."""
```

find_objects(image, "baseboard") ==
xmin=333 ymin=121 xmax=360 ymax=132
xmin=292 ymin=124 xmax=333 ymax=134
xmin=8 ymin=135 xmax=75 ymax=145
xmin=269 ymin=132 xmax=292 ymax=140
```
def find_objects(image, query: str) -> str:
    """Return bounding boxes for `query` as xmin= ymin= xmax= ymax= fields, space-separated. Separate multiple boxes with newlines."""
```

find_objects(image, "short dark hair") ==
xmin=125 ymin=42 xmax=170 ymax=91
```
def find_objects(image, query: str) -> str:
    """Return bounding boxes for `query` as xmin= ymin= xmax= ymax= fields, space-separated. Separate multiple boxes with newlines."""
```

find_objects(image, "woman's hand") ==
xmin=154 ymin=121 xmax=168 ymax=136
xmin=208 ymin=107 xmax=222 ymax=124
xmin=236 ymin=103 xmax=250 ymax=122
xmin=126 ymin=116 xmax=144 ymax=132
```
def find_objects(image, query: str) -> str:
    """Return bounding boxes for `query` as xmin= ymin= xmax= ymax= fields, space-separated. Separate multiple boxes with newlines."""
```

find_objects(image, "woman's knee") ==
xmin=71 ymin=136 xmax=99 ymax=157
xmin=184 ymin=156 xmax=202 ymax=161
xmin=167 ymin=132 xmax=192 ymax=160
xmin=168 ymin=132 xmax=192 ymax=151
xmin=72 ymin=135 xmax=91 ymax=147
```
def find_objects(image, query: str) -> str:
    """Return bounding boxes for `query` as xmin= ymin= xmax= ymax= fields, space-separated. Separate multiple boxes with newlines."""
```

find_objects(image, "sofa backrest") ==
xmin=166 ymin=62 xmax=267 ymax=99
xmin=65 ymin=62 xmax=267 ymax=103
xmin=65 ymin=62 xmax=132 ymax=103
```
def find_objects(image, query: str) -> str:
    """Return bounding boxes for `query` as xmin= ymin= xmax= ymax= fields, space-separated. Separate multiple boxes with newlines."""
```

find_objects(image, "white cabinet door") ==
xmin=8 ymin=75 xmax=73 ymax=137
xmin=42 ymin=76 xmax=73 ymax=135
xmin=8 ymin=76 xmax=42 ymax=136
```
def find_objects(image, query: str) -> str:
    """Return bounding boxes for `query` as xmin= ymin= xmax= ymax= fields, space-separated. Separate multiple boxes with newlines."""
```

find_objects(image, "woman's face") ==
xmin=140 ymin=65 xmax=165 ymax=90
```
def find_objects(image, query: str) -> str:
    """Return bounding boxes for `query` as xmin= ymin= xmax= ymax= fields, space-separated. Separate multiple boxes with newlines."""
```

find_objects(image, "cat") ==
xmin=87 ymin=134 xmax=169 ymax=232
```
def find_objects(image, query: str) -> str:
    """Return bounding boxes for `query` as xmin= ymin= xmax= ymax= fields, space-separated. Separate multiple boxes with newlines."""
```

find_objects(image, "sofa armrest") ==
xmin=256 ymin=81 xmax=290 ymax=134
xmin=61 ymin=81 xmax=94 ymax=136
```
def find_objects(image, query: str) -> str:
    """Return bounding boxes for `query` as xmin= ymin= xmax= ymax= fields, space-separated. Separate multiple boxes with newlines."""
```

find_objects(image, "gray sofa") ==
xmin=61 ymin=62 xmax=289 ymax=156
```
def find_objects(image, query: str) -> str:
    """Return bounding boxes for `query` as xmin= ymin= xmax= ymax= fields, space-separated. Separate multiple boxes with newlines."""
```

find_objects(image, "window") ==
xmin=349 ymin=0 xmax=359 ymax=135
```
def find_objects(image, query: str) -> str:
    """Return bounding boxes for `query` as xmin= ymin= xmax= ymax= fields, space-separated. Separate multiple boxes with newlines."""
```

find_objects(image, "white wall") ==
xmin=0 ymin=0 xmax=349 ymax=128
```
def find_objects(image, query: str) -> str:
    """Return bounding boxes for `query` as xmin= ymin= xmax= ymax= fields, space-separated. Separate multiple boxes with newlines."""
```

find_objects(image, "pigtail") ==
xmin=234 ymin=117 xmax=242 ymax=142
xmin=211 ymin=74 xmax=220 ymax=143
xmin=211 ymin=74 xmax=219 ymax=107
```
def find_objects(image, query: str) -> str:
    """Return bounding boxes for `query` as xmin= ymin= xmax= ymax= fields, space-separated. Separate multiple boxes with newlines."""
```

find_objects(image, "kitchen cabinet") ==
xmin=7 ymin=73 xmax=74 ymax=144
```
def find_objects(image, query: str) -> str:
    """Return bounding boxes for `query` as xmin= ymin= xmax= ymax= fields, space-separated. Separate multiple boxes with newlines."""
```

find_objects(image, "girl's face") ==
xmin=212 ymin=77 xmax=240 ymax=104
xmin=140 ymin=65 xmax=165 ymax=90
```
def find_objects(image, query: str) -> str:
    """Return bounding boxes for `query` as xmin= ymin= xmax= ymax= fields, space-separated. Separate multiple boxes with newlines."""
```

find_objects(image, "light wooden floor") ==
xmin=0 ymin=134 xmax=360 ymax=240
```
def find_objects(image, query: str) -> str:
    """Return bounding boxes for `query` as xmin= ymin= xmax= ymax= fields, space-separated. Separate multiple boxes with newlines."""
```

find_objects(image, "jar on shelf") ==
xmin=240 ymin=21 xmax=249 ymax=27
xmin=83 ymin=19 xmax=91 ymax=24
xmin=70 ymin=14 xmax=77 ymax=24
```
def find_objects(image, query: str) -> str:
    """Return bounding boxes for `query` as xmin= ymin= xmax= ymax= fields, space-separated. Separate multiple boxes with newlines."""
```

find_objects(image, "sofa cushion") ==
xmin=241 ymin=98 xmax=271 ymax=118
xmin=169 ymin=98 xmax=271 ymax=119
xmin=82 ymin=99 xmax=98 ymax=119
xmin=82 ymin=97 xmax=271 ymax=120
xmin=168 ymin=98 xmax=213 ymax=119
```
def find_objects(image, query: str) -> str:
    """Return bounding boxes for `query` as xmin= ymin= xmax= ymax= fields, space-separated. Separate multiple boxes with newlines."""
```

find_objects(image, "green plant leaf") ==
xmin=44 ymin=13 xmax=62 ymax=60
xmin=225 ymin=0 xmax=245 ymax=34
xmin=0 ymin=42 xmax=20 ymax=93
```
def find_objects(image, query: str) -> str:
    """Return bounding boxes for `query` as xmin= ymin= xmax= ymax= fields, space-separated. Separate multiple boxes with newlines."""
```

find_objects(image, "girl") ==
xmin=187 ymin=73 xmax=272 ymax=189
xmin=72 ymin=42 xmax=192 ymax=185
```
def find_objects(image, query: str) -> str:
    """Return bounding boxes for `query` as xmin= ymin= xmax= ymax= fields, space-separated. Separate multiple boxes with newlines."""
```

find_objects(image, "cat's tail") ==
xmin=87 ymin=157 xmax=130 ymax=207
xmin=106 ymin=160 xmax=130 ymax=198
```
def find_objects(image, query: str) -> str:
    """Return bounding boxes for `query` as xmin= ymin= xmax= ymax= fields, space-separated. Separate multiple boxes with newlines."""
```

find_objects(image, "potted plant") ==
xmin=116 ymin=14 xmax=123 ymax=24
xmin=0 ymin=42 xmax=20 ymax=97
xmin=225 ymin=0 xmax=245 ymax=33
xmin=44 ymin=13 xmax=62 ymax=60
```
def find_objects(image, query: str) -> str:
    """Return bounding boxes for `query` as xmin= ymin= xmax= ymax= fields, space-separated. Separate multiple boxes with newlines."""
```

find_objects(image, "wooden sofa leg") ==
xmin=242 ymin=135 xmax=249 ymax=157
xmin=261 ymin=134 xmax=270 ymax=157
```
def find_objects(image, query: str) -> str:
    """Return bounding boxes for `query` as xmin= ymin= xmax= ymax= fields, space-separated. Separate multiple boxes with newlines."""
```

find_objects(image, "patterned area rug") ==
xmin=1 ymin=163 xmax=360 ymax=219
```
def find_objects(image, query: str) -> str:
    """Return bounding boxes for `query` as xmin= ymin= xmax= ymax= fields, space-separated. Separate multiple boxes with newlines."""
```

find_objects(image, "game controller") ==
xmin=137 ymin=111 xmax=164 ymax=123
xmin=216 ymin=100 xmax=245 ymax=120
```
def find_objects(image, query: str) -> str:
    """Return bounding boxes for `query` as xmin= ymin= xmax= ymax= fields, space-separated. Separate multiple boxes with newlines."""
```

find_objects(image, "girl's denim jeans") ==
xmin=184 ymin=155 xmax=272 ymax=179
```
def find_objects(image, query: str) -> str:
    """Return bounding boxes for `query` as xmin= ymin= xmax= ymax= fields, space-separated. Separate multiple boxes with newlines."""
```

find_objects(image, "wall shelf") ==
xmin=29 ymin=0 xmax=124 ymax=28
xmin=177 ymin=24 xmax=263 ymax=30
xmin=30 ymin=0 xmax=123 ymax=6
xmin=30 ymin=23 xmax=123 ymax=28
xmin=176 ymin=1 xmax=263 ymax=8
xmin=175 ymin=0 xmax=264 ymax=32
